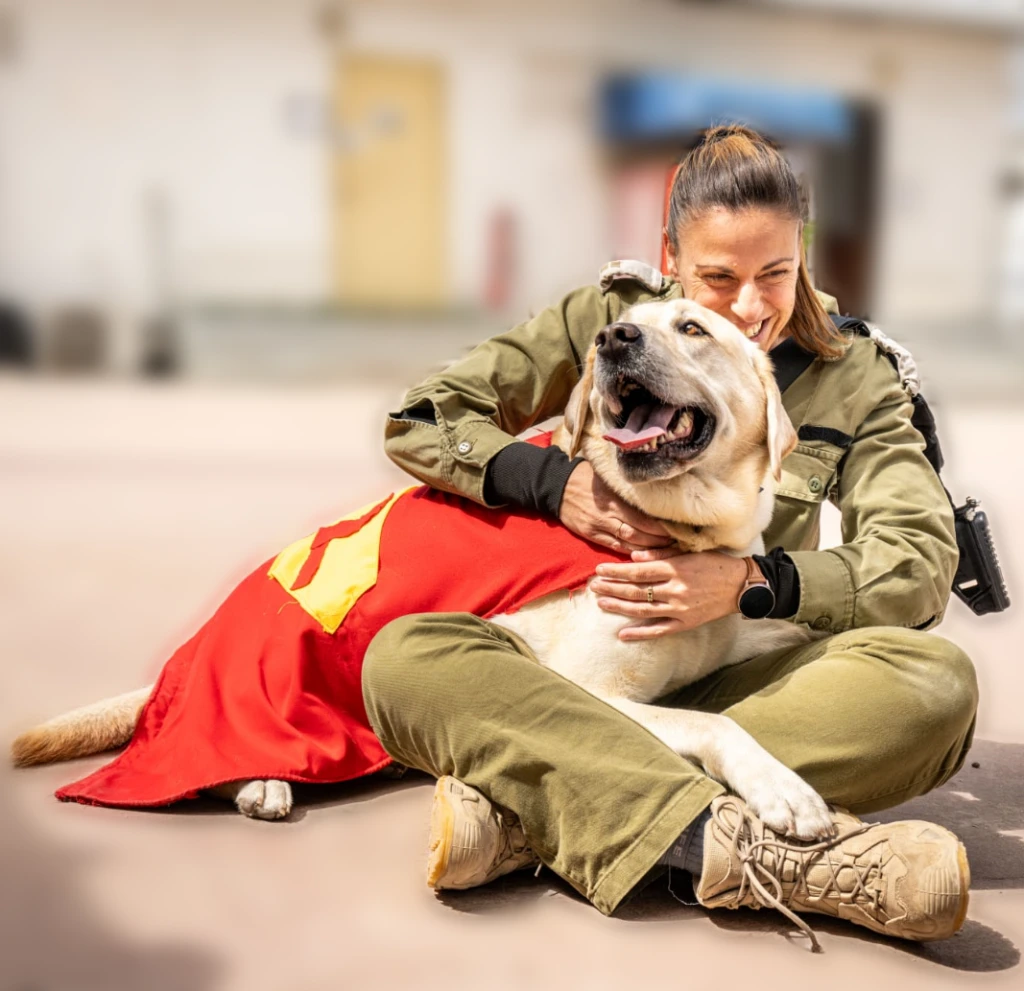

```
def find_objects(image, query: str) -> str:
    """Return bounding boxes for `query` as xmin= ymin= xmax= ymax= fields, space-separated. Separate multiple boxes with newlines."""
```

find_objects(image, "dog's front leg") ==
xmin=209 ymin=779 xmax=294 ymax=820
xmin=606 ymin=699 xmax=833 ymax=840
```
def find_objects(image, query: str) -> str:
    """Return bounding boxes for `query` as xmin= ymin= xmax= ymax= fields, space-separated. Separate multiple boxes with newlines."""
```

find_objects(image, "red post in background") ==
xmin=660 ymin=163 xmax=680 ymax=277
xmin=484 ymin=208 xmax=516 ymax=311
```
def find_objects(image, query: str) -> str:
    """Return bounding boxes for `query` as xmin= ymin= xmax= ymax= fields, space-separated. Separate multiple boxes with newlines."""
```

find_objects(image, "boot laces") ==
xmin=714 ymin=801 xmax=880 ymax=953
xmin=495 ymin=809 xmax=533 ymax=859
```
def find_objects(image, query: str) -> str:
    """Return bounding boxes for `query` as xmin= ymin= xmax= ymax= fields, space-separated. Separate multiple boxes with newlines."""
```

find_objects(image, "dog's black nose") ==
xmin=595 ymin=322 xmax=643 ymax=360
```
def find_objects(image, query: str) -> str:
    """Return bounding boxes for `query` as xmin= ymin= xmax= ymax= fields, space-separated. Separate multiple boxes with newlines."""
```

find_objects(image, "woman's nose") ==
xmin=731 ymin=282 xmax=765 ymax=323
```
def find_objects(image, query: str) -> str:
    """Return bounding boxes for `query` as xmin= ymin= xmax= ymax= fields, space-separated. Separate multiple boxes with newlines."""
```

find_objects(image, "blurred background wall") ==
xmin=0 ymin=0 xmax=1022 ymax=381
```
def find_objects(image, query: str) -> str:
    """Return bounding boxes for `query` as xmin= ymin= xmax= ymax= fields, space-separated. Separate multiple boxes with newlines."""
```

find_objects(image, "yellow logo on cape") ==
xmin=268 ymin=488 xmax=413 ymax=633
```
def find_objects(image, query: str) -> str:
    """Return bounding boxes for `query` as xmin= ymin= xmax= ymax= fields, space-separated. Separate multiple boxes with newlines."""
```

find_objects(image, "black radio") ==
xmin=952 ymin=498 xmax=1011 ymax=616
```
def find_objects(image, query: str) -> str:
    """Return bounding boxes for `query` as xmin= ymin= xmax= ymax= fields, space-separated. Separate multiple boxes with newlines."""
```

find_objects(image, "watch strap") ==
xmin=740 ymin=556 xmax=767 ymax=593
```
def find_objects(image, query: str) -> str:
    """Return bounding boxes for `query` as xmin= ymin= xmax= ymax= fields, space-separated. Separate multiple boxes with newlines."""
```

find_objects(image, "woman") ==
xmin=361 ymin=126 xmax=978 ymax=946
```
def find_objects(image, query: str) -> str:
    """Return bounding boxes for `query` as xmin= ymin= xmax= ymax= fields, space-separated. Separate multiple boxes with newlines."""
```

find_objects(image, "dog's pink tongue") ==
xmin=603 ymin=403 xmax=677 ymax=451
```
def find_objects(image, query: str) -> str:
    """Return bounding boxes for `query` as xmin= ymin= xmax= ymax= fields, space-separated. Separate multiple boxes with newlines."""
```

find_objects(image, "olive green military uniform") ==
xmin=361 ymin=265 xmax=978 ymax=915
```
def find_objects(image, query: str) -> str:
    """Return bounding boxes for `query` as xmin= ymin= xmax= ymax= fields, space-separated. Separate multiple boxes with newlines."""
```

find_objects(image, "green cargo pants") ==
xmin=361 ymin=614 xmax=977 ymax=916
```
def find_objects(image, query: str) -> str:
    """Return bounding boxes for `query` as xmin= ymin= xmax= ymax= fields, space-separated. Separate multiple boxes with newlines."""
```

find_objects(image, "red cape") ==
xmin=58 ymin=435 xmax=623 ymax=808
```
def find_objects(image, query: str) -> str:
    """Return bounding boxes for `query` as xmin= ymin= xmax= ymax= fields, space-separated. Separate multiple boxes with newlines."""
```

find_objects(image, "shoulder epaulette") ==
xmin=598 ymin=259 xmax=664 ymax=295
xmin=830 ymin=314 xmax=920 ymax=397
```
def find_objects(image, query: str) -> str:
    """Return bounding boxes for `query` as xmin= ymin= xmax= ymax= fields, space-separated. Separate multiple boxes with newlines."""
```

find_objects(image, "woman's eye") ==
xmin=761 ymin=269 xmax=789 ymax=281
xmin=704 ymin=274 xmax=732 ymax=285
xmin=677 ymin=321 xmax=707 ymax=337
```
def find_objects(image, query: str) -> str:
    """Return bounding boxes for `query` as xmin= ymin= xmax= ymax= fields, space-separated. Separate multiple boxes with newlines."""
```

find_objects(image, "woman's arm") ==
xmin=384 ymin=275 xmax=678 ymax=552
xmin=788 ymin=388 xmax=957 ymax=633
xmin=384 ymin=284 xmax=615 ymax=505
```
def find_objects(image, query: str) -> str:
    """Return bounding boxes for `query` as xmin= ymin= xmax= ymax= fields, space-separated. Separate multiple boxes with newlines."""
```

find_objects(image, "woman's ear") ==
xmin=752 ymin=350 xmax=797 ymax=482
xmin=566 ymin=348 xmax=596 ymax=459
xmin=662 ymin=228 xmax=679 ymax=278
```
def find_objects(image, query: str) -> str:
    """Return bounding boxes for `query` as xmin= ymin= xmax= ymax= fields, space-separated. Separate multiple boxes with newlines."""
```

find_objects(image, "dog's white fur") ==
xmin=12 ymin=299 xmax=832 ymax=839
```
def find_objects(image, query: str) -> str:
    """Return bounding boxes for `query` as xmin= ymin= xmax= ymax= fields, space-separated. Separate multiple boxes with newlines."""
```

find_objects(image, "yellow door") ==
xmin=332 ymin=57 xmax=447 ymax=308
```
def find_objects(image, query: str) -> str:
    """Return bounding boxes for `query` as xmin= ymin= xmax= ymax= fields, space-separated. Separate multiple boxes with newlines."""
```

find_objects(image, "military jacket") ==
xmin=384 ymin=265 xmax=957 ymax=635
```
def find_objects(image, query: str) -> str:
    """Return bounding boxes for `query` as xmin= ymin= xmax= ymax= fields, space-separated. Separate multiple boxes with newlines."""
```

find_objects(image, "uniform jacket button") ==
xmin=457 ymin=441 xmax=472 ymax=454
xmin=812 ymin=615 xmax=832 ymax=631
xmin=808 ymin=475 xmax=823 ymax=494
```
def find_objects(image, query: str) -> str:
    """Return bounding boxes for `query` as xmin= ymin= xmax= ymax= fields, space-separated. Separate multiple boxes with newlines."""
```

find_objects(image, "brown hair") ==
xmin=666 ymin=124 xmax=847 ymax=359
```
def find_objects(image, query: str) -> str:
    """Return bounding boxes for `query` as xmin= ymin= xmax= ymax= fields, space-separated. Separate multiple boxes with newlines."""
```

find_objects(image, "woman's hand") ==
xmin=590 ymin=549 xmax=749 ymax=641
xmin=559 ymin=461 xmax=674 ymax=554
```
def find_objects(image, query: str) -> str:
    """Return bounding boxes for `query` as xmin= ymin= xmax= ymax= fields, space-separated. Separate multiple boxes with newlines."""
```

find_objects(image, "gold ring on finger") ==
xmin=646 ymin=585 xmax=655 ymax=604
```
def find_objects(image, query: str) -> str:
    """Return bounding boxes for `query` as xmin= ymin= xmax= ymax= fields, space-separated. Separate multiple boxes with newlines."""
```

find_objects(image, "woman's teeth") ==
xmin=744 ymin=320 xmax=768 ymax=339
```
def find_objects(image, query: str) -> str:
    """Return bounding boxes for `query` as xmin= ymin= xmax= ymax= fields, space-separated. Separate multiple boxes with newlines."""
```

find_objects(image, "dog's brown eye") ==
xmin=677 ymin=321 xmax=707 ymax=337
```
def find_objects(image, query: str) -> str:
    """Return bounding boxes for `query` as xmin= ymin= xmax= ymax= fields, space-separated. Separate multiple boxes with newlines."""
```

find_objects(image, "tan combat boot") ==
xmin=426 ymin=776 xmax=540 ymax=890
xmin=696 ymin=795 xmax=970 ymax=951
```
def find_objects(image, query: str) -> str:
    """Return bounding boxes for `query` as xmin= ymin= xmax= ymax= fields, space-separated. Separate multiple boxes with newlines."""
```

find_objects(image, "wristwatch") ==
xmin=737 ymin=557 xmax=775 ymax=619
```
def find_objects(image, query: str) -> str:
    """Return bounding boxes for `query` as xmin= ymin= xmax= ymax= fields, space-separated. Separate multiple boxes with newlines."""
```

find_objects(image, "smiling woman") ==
xmin=370 ymin=124 xmax=978 ymax=942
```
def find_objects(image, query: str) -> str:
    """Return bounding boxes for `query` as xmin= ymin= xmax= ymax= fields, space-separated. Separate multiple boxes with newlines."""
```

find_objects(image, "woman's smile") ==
xmin=738 ymin=318 xmax=773 ymax=344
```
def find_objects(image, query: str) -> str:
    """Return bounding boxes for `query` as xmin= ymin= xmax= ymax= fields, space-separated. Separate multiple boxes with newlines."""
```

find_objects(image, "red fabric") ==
xmin=57 ymin=436 xmax=621 ymax=808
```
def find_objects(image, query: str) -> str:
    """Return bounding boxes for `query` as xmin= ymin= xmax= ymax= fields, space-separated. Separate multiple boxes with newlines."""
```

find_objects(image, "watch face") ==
xmin=740 ymin=584 xmax=775 ymax=619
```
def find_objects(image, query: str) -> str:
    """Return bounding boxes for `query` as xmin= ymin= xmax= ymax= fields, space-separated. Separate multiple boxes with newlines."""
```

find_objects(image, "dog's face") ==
xmin=562 ymin=298 xmax=796 ymax=527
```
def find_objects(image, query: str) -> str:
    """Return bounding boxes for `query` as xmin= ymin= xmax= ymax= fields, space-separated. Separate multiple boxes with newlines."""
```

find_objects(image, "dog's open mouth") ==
xmin=603 ymin=376 xmax=715 ymax=459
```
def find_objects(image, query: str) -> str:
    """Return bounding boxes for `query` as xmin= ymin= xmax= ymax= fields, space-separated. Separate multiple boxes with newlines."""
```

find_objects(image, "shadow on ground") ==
xmin=116 ymin=762 xmax=426 ymax=822
xmin=617 ymin=881 xmax=1020 ymax=971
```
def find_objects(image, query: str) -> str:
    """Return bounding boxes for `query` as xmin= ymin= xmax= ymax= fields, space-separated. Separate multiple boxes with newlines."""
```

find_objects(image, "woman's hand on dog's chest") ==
xmin=559 ymin=461 xmax=674 ymax=554
xmin=590 ymin=550 xmax=748 ymax=641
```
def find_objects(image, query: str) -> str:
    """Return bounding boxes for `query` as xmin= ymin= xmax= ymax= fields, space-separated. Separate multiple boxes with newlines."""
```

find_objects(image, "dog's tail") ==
xmin=10 ymin=685 xmax=153 ymax=767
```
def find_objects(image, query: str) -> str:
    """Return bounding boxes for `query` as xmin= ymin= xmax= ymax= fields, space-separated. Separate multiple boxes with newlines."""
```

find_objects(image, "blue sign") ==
xmin=602 ymin=73 xmax=854 ymax=143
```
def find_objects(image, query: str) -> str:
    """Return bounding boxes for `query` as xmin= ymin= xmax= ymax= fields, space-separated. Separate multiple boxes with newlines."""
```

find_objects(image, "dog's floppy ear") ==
xmin=565 ymin=347 xmax=596 ymax=459
xmin=753 ymin=350 xmax=797 ymax=482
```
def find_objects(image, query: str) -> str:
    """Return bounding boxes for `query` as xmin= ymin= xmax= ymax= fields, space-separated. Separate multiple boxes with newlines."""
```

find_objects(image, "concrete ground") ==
xmin=2 ymin=372 xmax=1022 ymax=990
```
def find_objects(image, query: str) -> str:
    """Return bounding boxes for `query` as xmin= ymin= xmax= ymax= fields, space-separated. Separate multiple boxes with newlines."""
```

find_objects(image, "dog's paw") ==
xmin=737 ymin=765 xmax=834 ymax=841
xmin=715 ymin=738 xmax=833 ymax=840
xmin=233 ymin=779 xmax=294 ymax=820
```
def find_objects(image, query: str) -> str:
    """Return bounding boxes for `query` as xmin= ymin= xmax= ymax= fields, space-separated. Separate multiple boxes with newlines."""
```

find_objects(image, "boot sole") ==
xmin=426 ymin=777 xmax=455 ymax=889
xmin=950 ymin=841 xmax=971 ymax=937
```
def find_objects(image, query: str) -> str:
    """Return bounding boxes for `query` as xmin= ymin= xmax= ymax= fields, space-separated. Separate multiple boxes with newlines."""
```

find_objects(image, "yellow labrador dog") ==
xmin=493 ymin=298 xmax=831 ymax=839
xmin=13 ymin=299 xmax=833 ymax=840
